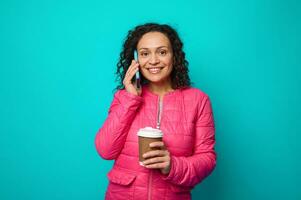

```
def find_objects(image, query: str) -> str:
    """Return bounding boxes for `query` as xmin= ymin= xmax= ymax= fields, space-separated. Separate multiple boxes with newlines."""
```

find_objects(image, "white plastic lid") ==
xmin=137 ymin=127 xmax=163 ymax=138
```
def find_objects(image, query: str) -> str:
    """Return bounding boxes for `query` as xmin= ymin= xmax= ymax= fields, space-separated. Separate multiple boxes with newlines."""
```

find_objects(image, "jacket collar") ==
xmin=142 ymin=84 xmax=180 ymax=98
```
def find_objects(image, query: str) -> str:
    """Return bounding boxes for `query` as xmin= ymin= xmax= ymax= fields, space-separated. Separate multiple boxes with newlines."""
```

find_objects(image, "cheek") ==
xmin=165 ymin=61 xmax=173 ymax=71
xmin=138 ymin=60 xmax=148 ymax=68
xmin=164 ymin=56 xmax=173 ymax=66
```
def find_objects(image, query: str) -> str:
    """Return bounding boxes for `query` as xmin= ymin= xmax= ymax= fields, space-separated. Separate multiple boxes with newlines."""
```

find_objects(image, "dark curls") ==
xmin=115 ymin=23 xmax=191 ymax=90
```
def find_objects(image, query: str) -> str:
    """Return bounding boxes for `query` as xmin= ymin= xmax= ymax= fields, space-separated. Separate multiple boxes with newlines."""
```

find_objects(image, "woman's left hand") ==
xmin=142 ymin=141 xmax=171 ymax=175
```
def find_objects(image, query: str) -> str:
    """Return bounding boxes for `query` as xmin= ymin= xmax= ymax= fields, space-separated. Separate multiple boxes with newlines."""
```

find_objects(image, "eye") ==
xmin=159 ymin=50 xmax=167 ymax=56
xmin=140 ymin=52 xmax=149 ymax=57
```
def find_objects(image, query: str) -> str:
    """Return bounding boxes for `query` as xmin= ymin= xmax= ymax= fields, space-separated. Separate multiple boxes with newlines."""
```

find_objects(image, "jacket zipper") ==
xmin=148 ymin=97 xmax=162 ymax=200
xmin=148 ymin=170 xmax=153 ymax=200
xmin=156 ymin=96 xmax=163 ymax=129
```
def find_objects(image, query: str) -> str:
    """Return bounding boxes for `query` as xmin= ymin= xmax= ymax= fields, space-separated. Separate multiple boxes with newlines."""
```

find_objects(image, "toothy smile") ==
xmin=147 ymin=67 xmax=163 ymax=74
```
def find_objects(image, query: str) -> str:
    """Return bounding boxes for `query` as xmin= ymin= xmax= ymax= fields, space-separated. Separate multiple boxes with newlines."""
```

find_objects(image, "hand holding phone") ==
xmin=122 ymin=50 xmax=141 ymax=96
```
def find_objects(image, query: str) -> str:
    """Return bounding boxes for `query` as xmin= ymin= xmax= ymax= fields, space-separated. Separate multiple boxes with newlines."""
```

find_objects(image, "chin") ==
xmin=144 ymin=76 xmax=169 ymax=84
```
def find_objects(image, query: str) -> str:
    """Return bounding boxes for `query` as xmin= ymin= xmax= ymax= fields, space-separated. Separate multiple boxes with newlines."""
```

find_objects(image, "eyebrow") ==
xmin=138 ymin=46 xmax=169 ymax=50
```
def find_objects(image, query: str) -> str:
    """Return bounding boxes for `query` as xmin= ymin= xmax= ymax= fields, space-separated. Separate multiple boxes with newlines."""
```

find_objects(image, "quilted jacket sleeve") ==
xmin=95 ymin=90 xmax=143 ymax=160
xmin=162 ymin=94 xmax=216 ymax=188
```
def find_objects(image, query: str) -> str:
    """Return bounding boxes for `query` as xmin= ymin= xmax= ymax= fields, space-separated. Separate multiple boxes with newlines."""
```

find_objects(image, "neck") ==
xmin=147 ymin=80 xmax=174 ymax=98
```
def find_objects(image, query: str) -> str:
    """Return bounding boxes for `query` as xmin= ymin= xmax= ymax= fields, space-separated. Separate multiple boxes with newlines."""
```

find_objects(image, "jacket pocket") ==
xmin=107 ymin=168 xmax=136 ymax=186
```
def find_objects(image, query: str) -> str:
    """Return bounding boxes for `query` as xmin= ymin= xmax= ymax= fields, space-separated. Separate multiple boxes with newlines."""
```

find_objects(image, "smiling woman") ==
xmin=115 ymin=23 xmax=191 ymax=94
xmin=95 ymin=23 xmax=216 ymax=200
xmin=137 ymin=32 xmax=173 ymax=88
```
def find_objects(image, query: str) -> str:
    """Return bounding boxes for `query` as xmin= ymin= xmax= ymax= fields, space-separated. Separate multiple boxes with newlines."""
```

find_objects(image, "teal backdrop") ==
xmin=0 ymin=0 xmax=300 ymax=199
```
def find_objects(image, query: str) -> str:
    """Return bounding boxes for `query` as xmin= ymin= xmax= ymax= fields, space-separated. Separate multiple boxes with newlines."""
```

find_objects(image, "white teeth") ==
xmin=148 ymin=68 xmax=161 ymax=74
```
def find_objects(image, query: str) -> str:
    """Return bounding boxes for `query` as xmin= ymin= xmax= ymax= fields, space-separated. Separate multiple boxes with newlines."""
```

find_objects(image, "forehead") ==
xmin=137 ymin=32 xmax=171 ymax=49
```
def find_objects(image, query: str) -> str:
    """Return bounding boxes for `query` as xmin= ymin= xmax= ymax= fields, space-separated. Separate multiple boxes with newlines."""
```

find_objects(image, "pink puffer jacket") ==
xmin=95 ymin=85 xmax=216 ymax=200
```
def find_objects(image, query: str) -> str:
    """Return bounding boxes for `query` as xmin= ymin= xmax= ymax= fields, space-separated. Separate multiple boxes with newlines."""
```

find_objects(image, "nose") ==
xmin=148 ymin=54 xmax=160 ymax=65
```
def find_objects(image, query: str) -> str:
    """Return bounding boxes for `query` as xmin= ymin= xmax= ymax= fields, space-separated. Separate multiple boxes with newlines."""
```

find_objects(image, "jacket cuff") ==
xmin=161 ymin=156 xmax=178 ymax=182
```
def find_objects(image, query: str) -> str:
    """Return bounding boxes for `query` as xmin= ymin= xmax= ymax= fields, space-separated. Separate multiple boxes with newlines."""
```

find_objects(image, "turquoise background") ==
xmin=1 ymin=0 xmax=300 ymax=199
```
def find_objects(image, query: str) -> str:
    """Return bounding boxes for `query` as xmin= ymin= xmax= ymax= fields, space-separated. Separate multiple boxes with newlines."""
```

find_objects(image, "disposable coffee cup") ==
xmin=137 ymin=127 xmax=163 ymax=166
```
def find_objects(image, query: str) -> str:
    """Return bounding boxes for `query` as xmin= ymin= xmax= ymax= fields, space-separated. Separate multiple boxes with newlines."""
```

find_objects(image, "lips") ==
xmin=147 ymin=67 xmax=164 ymax=74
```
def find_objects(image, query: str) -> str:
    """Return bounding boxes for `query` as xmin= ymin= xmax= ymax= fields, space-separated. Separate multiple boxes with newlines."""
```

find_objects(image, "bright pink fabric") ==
xmin=95 ymin=85 xmax=216 ymax=200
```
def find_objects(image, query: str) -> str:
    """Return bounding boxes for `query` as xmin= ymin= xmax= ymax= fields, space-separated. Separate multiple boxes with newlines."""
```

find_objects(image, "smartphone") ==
xmin=134 ymin=50 xmax=141 ymax=89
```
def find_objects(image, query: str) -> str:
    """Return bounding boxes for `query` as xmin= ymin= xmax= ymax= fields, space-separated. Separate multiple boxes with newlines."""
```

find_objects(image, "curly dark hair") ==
xmin=115 ymin=22 xmax=191 ymax=90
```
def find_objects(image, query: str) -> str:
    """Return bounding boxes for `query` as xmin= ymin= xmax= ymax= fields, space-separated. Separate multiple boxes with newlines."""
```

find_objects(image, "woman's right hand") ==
xmin=123 ymin=60 xmax=142 ymax=96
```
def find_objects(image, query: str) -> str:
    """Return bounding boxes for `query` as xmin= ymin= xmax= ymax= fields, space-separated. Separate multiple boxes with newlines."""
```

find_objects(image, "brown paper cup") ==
xmin=137 ymin=127 xmax=163 ymax=166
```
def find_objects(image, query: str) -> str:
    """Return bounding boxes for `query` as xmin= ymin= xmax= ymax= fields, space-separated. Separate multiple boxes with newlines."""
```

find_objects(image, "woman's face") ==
xmin=136 ymin=32 xmax=173 ymax=85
